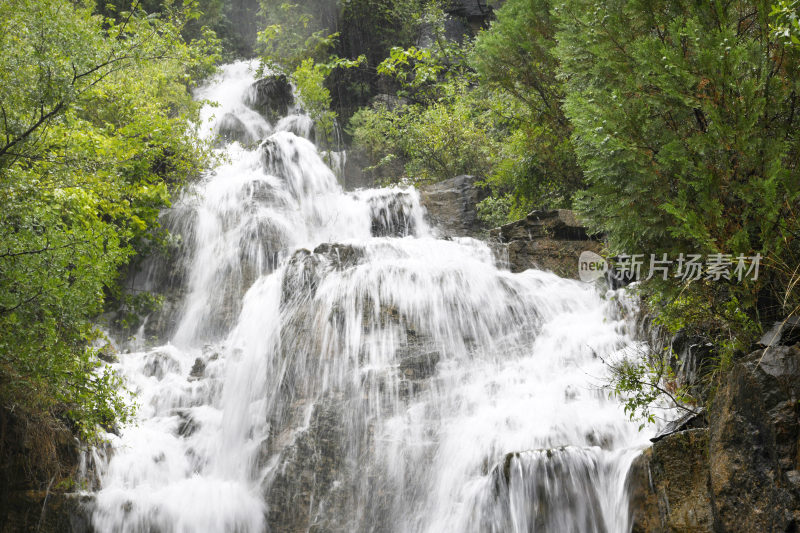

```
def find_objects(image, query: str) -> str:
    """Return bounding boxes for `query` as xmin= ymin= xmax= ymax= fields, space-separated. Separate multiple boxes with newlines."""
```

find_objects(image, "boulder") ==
xmin=628 ymin=345 xmax=800 ymax=533
xmin=215 ymin=112 xmax=255 ymax=146
xmin=97 ymin=343 xmax=118 ymax=364
xmin=490 ymin=209 xmax=603 ymax=278
xmin=708 ymin=345 xmax=800 ymax=532
xmin=244 ymin=75 xmax=294 ymax=123
xmin=627 ymin=429 xmax=714 ymax=533
xmin=419 ymin=175 xmax=488 ymax=237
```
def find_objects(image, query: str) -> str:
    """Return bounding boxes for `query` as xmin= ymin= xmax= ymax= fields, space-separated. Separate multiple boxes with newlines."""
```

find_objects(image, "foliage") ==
xmin=291 ymin=57 xmax=364 ymax=147
xmin=0 ymin=0 xmax=216 ymax=440
xmin=556 ymin=0 xmax=800 ymax=335
xmin=349 ymin=79 xmax=498 ymax=183
xmin=471 ymin=0 xmax=583 ymax=212
xmin=553 ymin=0 xmax=800 ymax=420
xmin=257 ymin=0 xmax=339 ymax=71
xmin=771 ymin=0 xmax=800 ymax=45
xmin=605 ymin=346 xmax=698 ymax=429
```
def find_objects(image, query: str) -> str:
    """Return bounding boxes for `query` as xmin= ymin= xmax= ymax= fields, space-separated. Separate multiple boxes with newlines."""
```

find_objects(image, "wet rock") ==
xmin=485 ymin=447 xmax=607 ymax=533
xmin=312 ymin=243 xmax=364 ymax=270
xmin=97 ymin=343 xmax=118 ymax=364
xmin=264 ymin=399 xmax=350 ymax=533
xmin=189 ymin=358 xmax=206 ymax=380
xmin=419 ymin=175 xmax=489 ymax=237
xmin=142 ymin=350 xmax=180 ymax=380
xmin=2 ymin=492 xmax=95 ymax=533
xmin=362 ymin=190 xmax=419 ymax=237
xmin=215 ymin=112 xmax=255 ymax=146
xmin=650 ymin=408 xmax=706 ymax=443
xmin=627 ymin=429 xmax=714 ymax=533
xmin=758 ymin=316 xmax=800 ymax=348
xmin=244 ymin=75 xmax=293 ymax=123
xmin=141 ymin=290 xmax=185 ymax=345
xmin=176 ymin=410 xmax=199 ymax=438
xmin=397 ymin=350 xmax=440 ymax=381
xmin=490 ymin=209 xmax=603 ymax=278
xmin=708 ymin=345 xmax=800 ymax=532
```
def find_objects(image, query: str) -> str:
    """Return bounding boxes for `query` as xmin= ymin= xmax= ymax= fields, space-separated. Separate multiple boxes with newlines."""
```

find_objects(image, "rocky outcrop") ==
xmin=628 ymin=344 xmax=800 ymax=532
xmin=708 ymin=345 xmax=800 ymax=532
xmin=215 ymin=112 xmax=255 ymax=146
xmin=443 ymin=0 xmax=495 ymax=35
xmin=3 ymin=492 xmax=94 ymax=533
xmin=627 ymin=429 xmax=714 ymax=533
xmin=419 ymin=175 xmax=488 ymax=237
xmin=490 ymin=209 xmax=603 ymax=278
xmin=0 ymin=408 xmax=93 ymax=532
xmin=263 ymin=398 xmax=349 ymax=533
xmin=244 ymin=75 xmax=294 ymax=123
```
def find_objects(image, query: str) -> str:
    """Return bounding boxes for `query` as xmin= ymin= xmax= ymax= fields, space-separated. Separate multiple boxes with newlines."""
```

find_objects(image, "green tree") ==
xmin=472 ymin=0 xmax=583 ymax=214
xmin=556 ymin=0 xmax=800 ymax=362
xmin=0 ymin=0 xmax=217 ymax=439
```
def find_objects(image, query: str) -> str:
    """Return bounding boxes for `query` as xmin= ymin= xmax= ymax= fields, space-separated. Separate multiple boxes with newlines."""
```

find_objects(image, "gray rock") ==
xmin=189 ymin=358 xmax=205 ymax=380
xmin=650 ymin=408 xmax=706 ymax=443
xmin=244 ymin=75 xmax=294 ymax=123
xmin=758 ymin=316 xmax=800 ymax=348
xmin=627 ymin=429 xmax=714 ymax=533
xmin=97 ymin=343 xmax=118 ymax=364
xmin=215 ymin=112 xmax=255 ymax=146
xmin=668 ymin=330 xmax=716 ymax=398
xmin=489 ymin=209 xmax=603 ymax=278
xmin=142 ymin=350 xmax=180 ymax=380
xmin=419 ymin=175 xmax=488 ymax=237
xmin=708 ymin=346 xmax=800 ymax=532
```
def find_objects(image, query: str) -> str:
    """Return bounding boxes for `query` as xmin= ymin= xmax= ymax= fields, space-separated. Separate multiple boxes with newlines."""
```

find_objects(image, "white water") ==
xmin=91 ymin=61 xmax=653 ymax=533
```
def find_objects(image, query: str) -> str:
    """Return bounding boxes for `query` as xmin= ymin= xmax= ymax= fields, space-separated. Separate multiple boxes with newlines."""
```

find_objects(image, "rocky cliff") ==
xmin=627 ymin=343 xmax=800 ymax=532
xmin=0 ymin=408 xmax=93 ymax=532
xmin=489 ymin=209 xmax=603 ymax=279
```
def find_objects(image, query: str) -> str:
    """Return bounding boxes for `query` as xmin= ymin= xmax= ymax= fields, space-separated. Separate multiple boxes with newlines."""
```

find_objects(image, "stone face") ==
xmin=0 ymin=408 xmax=92 ymax=533
xmin=2 ymin=492 xmax=94 ymax=533
xmin=708 ymin=346 xmax=800 ymax=532
xmin=244 ymin=75 xmax=294 ymax=123
xmin=758 ymin=316 xmax=800 ymax=348
xmin=668 ymin=330 xmax=716 ymax=399
xmin=628 ymin=345 xmax=800 ymax=533
xmin=489 ymin=209 xmax=603 ymax=278
xmin=215 ymin=112 xmax=255 ymax=146
xmin=419 ymin=175 xmax=489 ymax=238
xmin=627 ymin=429 xmax=714 ymax=533
xmin=264 ymin=399 xmax=347 ymax=533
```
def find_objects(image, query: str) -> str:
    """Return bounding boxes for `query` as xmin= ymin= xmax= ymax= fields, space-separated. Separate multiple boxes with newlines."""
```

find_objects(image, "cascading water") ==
xmin=91 ymin=61 xmax=654 ymax=533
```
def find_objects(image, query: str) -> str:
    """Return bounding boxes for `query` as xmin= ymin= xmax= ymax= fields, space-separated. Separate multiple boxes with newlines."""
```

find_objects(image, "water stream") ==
xmin=91 ymin=61 xmax=652 ymax=533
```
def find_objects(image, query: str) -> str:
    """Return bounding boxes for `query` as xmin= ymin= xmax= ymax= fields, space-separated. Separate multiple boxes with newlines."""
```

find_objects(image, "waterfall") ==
xmin=91 ymin=61 xmax=653 ymax=533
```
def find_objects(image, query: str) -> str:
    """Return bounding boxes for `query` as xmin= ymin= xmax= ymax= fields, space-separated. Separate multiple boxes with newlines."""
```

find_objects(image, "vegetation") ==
xmin=1 ymin=0 xmax=798 ymax=438
xmin=0 ymin=0 xmax=218 ymax=440
xmin=342 ymin=0 xmax=800 ymax=421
